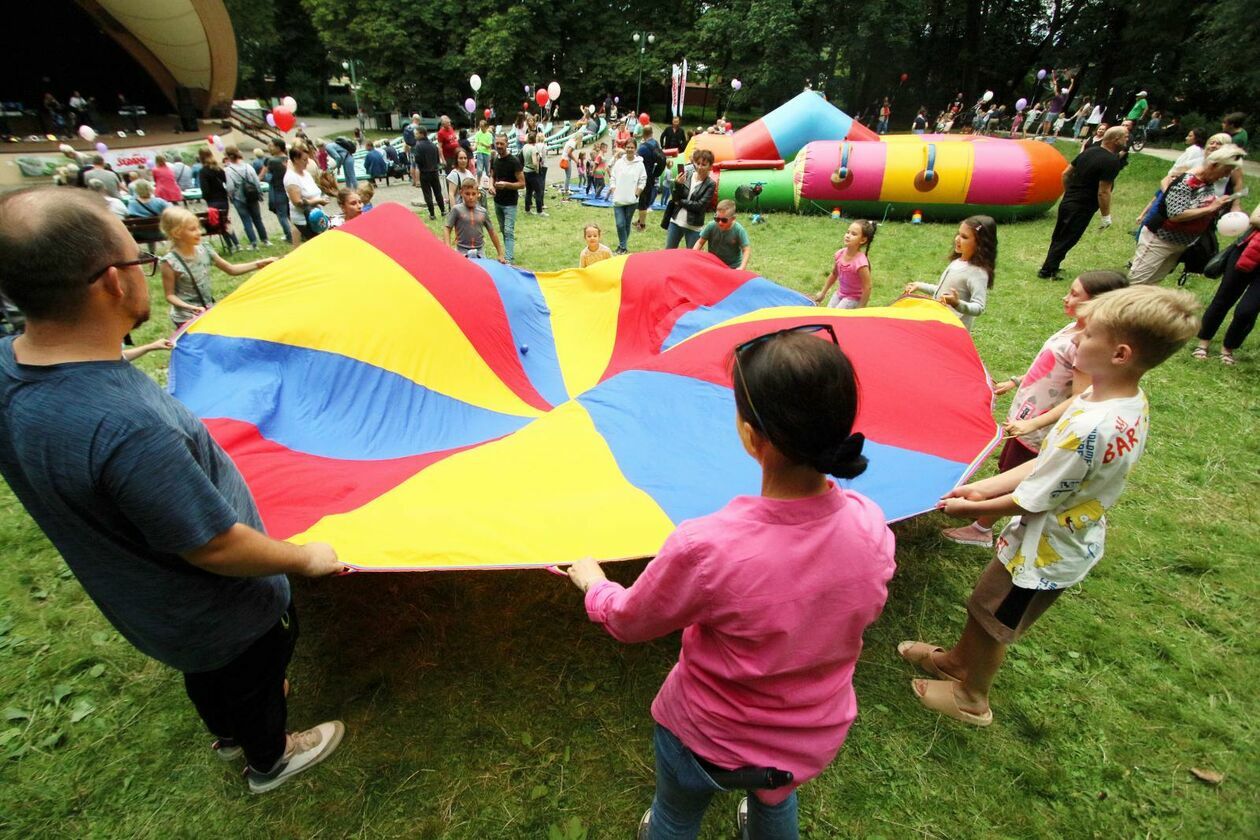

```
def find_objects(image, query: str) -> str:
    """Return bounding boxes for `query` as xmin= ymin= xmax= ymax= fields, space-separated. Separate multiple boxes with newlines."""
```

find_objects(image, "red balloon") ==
xmin=900 ymin=73 xmax=909 ymax=82
xmin=638 ymin=112 xmax=650 ymax=126
xmin=535 ymin=90 xmax=549 ymax=107
xmin=271 ymin=106 xmax=296 ymax=133
xmin=484 ymin=108 xmax=492 ymax=119
xmin=522 ymin=100 xmax=529 ymax=110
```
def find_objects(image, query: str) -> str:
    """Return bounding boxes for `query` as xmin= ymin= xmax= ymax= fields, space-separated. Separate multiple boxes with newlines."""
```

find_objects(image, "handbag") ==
xmin=1204 ymin=230 xmax=1253 ymax=280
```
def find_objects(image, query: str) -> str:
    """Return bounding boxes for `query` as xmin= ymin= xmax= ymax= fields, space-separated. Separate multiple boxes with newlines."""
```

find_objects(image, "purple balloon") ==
xmin=265 ymin=112 xmax=277 ymax=127
xmin=1036 ymin=69 xmax=1047 ymax=81
xmin=464 ymin=97 xmax=476 ymax=113
xmin=524 ymin=85 xmax=531 ymax=94
xmin=95 ymin=141 xmax=108 ymax=154
xmin=614 ymin=96 xmax=620 ymax=104
xmin=1015 ymin=97 xmax=1028 ymax=112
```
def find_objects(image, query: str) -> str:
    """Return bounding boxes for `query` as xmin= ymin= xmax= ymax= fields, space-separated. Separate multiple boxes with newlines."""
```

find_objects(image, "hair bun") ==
xmin=819 ymin=432 xmax=868 ymax=480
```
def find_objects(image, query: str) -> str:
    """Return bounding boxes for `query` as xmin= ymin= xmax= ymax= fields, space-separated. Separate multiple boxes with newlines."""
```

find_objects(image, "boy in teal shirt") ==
xmin=693 ymin=200 xmax=751 ymax=270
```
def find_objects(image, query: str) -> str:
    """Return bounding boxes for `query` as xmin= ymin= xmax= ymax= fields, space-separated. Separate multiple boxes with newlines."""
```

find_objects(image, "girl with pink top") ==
xmin=567 ymin=326 xmax=896 ymax=840
xmin=814 ymin=221 xmax=875 ymax=309
xmin=943 ymin=270 xmax=1129 ymax=548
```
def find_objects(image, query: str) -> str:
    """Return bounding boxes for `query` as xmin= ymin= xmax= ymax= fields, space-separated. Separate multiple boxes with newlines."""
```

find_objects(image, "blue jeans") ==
xmin=664 ymin=222 xmax=700 ymax=250
xmin=325 ymin=144 xmax=358 ymax=189
xmin=269 ymin=198 xmax=292 ymax=242
xmin=613 ymin=203 xmax=636 ymax=250
xmin=475 ymin=152 xmax=491 ymax=178
xmin=648 ymin=725 xmax=798 ymax=840
xmin=231 ymin=196 xmax=269 ymax=246
xmin=494 ymin=202 xmax=517 ymax=262
xmin=877 ymin=118 xmax=889 ymax=135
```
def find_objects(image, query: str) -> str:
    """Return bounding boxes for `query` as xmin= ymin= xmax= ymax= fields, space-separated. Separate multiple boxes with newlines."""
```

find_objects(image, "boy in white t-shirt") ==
xmin=899 ymin=286 xmax=1201 ymax=727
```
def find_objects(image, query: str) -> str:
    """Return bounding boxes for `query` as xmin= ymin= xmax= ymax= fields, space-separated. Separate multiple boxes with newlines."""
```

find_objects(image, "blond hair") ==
xmin=159 ymin=206 xmax=199 ymax=239
xmin=716 ymin=199 xmax=737 ymax=213
xmin=1076 ymin=286 xmax=1201 ymax=370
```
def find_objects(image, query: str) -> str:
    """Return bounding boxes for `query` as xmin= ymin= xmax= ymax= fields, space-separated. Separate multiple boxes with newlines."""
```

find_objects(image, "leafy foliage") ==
xmin=255 ymin=0 xmax=1258 ymax=127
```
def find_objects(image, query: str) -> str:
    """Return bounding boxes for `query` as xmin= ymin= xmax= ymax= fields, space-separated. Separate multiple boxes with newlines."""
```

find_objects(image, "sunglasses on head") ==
xmin=734 ymin=324 xmax=840 ymax=431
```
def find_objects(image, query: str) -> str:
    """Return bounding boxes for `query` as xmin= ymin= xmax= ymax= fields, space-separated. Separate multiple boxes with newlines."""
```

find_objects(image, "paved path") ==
xmin=1139 ymin=146 xmax=1260 ymax=177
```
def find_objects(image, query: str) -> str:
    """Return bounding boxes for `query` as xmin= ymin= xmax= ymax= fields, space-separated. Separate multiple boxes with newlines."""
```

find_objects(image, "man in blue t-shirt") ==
xmin=636 ymin=125 xmax=665 ymax=232
xmin=0 ymin=189 xmax=347 ymax=794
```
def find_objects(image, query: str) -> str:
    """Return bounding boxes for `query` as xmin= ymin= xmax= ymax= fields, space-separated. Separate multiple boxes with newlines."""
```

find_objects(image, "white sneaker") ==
xmin=941 ymin=523 xmax=994 ymax=547
xmin=246 ymin=721 xmax=346 ymax=794
xmin=736 ymin=796 xmax=749 ymax=837
xmin=636 ymin=807 xmax=651 ymax=840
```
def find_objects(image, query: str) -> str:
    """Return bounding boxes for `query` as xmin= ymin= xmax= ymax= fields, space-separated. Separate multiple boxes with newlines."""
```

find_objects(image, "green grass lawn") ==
xmin=1 ymin=146 xmax=1257 ymax=838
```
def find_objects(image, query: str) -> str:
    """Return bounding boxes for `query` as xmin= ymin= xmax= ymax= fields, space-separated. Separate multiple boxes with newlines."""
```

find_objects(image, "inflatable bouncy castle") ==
xmin=680 ymin=91 xmax=1068 ymax=221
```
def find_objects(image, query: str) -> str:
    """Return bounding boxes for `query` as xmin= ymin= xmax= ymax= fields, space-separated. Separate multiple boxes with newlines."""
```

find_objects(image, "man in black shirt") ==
xmin=660 ymin=116 xmax=688 ymax=156
xmin=409 ymin=127 xmax=446 ymax=219
xmin=1037 ymin=125 xmax=1129 ymax=279
xmin=490 ymin=134 xmax=525 ymax=264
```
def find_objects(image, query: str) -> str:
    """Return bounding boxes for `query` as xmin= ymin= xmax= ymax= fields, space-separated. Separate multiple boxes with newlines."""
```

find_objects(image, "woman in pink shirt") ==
xmin=151 ymin=154 xmax=184 ymax=203
xmin=568 ymin=326 xmax=896 ymax=840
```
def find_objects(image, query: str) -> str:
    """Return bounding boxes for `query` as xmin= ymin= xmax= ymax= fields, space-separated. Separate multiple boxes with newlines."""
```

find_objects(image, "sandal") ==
xmin=1220 ymin=351 xmax=1237 ymax=366
xmin=897 ymin=641 xmax=960 ymax=681
xmin=1191 ymin=346 xmax=1209 ymax=360
xmin=911 ymin=679 xmax=992 ymax=727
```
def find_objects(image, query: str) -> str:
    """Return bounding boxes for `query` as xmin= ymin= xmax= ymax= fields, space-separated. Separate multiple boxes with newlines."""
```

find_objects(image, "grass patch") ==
xmin=1 ymin=145 xmax=1257 ymax=837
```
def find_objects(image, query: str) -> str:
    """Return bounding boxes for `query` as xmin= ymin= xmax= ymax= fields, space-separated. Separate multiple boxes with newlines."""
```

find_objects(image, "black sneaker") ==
xmin=212 ymin=737 xmax=243 ymax=762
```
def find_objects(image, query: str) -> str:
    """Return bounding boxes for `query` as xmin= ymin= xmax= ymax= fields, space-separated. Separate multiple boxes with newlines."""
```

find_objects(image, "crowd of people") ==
xmin=0 ymin=85 xmax=1256 ymax=840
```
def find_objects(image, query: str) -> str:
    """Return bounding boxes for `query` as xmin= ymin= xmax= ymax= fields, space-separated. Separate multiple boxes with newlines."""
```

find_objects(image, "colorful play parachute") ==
xmin=170 ymin=205 xmax=999 ymax=571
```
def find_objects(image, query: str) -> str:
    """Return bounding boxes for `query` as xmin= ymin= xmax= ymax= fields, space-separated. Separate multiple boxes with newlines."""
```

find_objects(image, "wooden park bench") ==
xmin=123 ymin=209 xmax=229 ymax=252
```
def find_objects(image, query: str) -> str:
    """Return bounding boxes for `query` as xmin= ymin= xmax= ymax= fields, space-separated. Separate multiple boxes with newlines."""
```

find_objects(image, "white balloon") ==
xmin=1218 ymin=211 xmax=1250 ymax=238
xmin=77 ymin=125 xmax=96 ymax=143
xmin=470 ymin=74 xmax=482 ymax=92
xmin=548 ymin=81 xmax=561 ymax=100
xmin=282 ymin=95 xmax=297 ymax=113
xmin=982 ymin=90 xmax=994 ymax=102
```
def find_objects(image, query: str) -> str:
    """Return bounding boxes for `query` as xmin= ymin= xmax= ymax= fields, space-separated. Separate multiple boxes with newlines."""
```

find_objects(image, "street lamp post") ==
xmin=342 ymin=59 xmax=365 ymax=135
xmin=632 ymin=31 xmax=655 ymax=115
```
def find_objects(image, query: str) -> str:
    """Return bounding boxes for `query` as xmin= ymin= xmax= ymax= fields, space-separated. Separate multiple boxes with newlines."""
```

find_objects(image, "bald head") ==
xmin=1101 ymin=126 xmax=1129 ymax=149
xmin=0 ymin=188 xmax=129 ymax=321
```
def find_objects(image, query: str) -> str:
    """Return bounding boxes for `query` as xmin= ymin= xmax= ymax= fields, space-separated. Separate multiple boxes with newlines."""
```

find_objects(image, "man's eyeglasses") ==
xmin=88 ymin=253 xmax=159 ymax=284
xmin=733 ymin=324 xmax=839 ymax=431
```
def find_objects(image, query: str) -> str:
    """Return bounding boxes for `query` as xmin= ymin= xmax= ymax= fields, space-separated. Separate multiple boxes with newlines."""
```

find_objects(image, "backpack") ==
xmin=228 ymin=163 xmax=260 ymax=202
xmin=403 ymin=124 xmax=417 ymax=147
xmin=335 ymin=137 xmax=357 ymax=155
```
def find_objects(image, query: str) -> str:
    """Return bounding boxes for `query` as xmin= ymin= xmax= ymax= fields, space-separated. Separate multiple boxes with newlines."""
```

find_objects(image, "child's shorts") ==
xmin=827 ymin=294 xmax=861 ymax=309
xmin=966 ymin=558 xmax=1064 ymax=644
xmin=997 ymin=437 xmax=1039 ymax=473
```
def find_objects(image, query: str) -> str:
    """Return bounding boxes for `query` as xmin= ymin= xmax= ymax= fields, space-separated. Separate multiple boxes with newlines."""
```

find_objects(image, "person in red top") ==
xmin=150 ymin=155 xmax=184 ymax=203
xmin=436 ymin=116 xmax=460 ymax=175
xmin=1193 ymin=204 xmax=1260 ymax=366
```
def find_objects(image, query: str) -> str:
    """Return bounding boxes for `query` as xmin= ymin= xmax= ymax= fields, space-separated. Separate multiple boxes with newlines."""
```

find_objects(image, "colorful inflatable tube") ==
xmin=678 ymin=93 xmax=1067 ymax=221
xmin=683 ymin=90 xmax=878 ymax=164
xmin=715 ymin=134 xmax=1067 ymax=221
